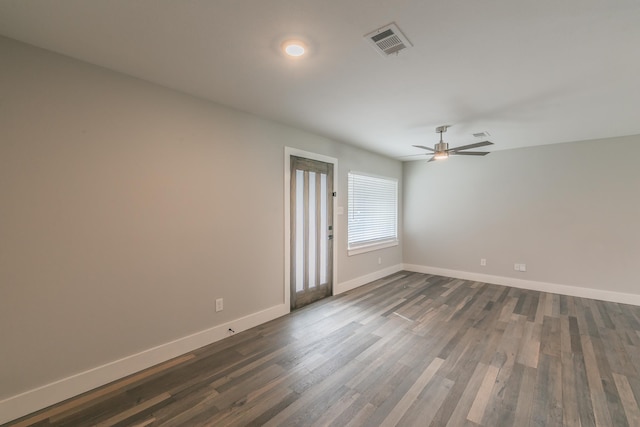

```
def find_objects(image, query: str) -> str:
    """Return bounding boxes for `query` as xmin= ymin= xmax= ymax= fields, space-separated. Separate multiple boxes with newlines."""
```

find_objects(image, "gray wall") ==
xmin=0 ymin=36 xmax=402 ymax=399
xmin=403 ymin=135 xmax=640 ymax=294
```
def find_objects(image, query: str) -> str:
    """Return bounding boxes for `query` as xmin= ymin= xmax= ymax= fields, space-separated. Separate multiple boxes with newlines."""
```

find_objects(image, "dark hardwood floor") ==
xmin=6 ymin=272 xmax=640 ymax=426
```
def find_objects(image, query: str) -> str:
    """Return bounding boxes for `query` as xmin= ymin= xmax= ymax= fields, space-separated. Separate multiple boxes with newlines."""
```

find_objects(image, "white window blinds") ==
xmin=348 ymin=172 xmax=398 ymax=253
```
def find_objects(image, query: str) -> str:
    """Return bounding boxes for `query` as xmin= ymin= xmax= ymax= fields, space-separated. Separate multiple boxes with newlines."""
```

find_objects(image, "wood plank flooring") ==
xmin=6 ymin=272 xmax=640 ymax=426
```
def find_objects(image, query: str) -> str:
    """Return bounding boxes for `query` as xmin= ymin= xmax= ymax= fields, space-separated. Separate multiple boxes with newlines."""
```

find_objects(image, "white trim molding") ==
xmin=335 ymin=264 xmax=404 ymax=295
xmin=347 ymin=240 xmax=398 ymax=256
xmin=403 ymin=264 xmax=640 ymax=306
xmin=0 ymin=304 xmax=288 ymax=425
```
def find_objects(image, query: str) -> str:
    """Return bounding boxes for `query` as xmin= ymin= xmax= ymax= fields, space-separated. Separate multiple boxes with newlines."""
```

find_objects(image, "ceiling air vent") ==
xmin=364 ymin=22 xmax=412 ymax=57
xmin=473 ymin=131 xmax=491 ymax=138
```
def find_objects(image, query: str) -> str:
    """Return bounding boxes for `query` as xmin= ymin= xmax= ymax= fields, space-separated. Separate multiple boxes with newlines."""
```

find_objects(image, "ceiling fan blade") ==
xmin=412 ymin=144 xmax=435 ymax=152
xmin=427 ymin=156 xmax=436 ymax=162
xmin=450 ymin=151 xmax=490 ymax=156
xmin=449 ymin=141 xmax=493 ymax=152
xmin=398 ymin=153 xmax=429 ymax=160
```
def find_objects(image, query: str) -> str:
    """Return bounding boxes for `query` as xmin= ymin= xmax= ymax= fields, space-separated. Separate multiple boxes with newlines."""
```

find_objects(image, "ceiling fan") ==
xmin=413 ymin=125 xmax=493 ymax=161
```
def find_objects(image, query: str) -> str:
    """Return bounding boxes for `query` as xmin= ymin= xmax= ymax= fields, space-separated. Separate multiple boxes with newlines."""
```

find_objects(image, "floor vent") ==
xmin=364 ymin=23 xmax=412 ymax=57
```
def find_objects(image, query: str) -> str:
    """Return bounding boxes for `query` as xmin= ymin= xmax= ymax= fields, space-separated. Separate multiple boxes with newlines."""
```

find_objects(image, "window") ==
xmin=348 ymin=172 xmax=398 ymax=255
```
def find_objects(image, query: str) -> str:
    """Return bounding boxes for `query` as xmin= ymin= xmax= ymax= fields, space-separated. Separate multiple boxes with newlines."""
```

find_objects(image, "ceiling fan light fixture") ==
xmin=433 ymin=134 xmax=449 ymax=160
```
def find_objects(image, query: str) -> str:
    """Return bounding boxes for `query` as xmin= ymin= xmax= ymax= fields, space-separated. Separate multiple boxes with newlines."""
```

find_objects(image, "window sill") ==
xmin=348 ymin=240 xmax=398 ymax=256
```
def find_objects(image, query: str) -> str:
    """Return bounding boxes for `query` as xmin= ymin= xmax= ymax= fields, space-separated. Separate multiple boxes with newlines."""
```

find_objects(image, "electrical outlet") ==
xmin=378 ymin=257 xmax=382 ymax=265
xmin=520 ymin=264 xmax=526 ymax=272
xmin=514 ymin=263 xmax=520 ymax=271
xmin=480 ymin=258 xmax=487 ymax=266
xmin=215 ymin=298 xmax=223 ymax=312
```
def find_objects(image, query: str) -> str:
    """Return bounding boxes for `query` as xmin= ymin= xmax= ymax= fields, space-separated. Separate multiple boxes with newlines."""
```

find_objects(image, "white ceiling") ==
xmin=1 ymin=0 xmax=639 ymax=160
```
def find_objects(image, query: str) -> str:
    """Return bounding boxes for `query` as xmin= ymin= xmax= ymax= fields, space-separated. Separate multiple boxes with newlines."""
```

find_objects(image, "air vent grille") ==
xmin=365 ymin=23 xmax=412 ymax=57
xmin=473 ymin=131 xmax=490 ymax=138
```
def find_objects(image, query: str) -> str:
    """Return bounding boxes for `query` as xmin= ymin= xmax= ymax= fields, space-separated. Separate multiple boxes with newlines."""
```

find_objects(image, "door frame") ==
xmin=284 ymin=147 xmax=338 ymax=313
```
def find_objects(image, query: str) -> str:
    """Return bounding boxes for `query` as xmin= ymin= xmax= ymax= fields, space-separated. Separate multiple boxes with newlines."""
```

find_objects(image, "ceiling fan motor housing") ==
xmin=435 ymin=142 xmax=448 ymax=152
xmin=433 ymin=141 xmax=449 ymax=159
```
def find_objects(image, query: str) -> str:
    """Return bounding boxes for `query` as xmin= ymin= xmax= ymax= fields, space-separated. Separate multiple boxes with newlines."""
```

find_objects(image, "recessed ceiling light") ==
xmin=283 ymin=40 xmax=306 ymax=57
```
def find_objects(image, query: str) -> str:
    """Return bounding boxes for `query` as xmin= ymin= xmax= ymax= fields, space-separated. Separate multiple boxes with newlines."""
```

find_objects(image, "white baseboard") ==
xmin=7 ymin=263 xmax=637 ymax=424
xmin=403 ymin=264 xmax=640 ymax=306
xmin=0 ymin=304 xmax=289 ymax=425
xmin=335 ymin=264 xmax=404 ymax=295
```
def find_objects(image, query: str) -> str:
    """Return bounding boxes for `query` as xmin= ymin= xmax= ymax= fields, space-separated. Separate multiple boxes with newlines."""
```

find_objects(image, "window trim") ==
xmin=347 ymin=171 xmax=399 ymax=256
